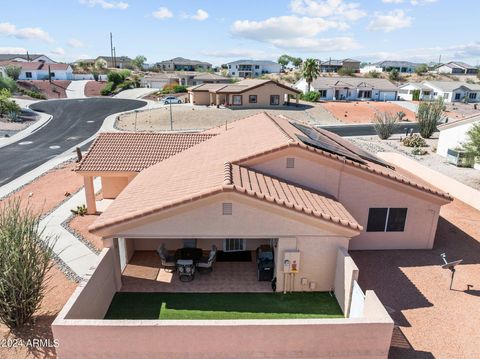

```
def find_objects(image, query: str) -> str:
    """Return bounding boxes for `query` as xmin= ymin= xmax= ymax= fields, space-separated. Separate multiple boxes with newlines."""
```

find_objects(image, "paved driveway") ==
xmin=0 ymin=98 xmax=145 ymax=186
xmin=66 ymin=80 xmax=89 ymax=98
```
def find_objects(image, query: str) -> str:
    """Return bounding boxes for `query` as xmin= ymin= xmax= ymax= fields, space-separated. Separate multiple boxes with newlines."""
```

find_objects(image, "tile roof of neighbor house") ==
xmin=0 ymin=61 xmax=70 ymax=71
xmin=438 ymin=113 xmax=480 ymax=130
xmin=89 ymin=113 xmax=452 ymax=234
xmin=76 ymin=132 xmax=216 ymax=172
xmin=399 ymin=82 xmax=432 ymax=91
xmin=310 ymin=77 xmax=398 ymax=91
xmin=158 ymin=57 xmax=212 ymax=66
xmin=226 ymin=59 xmax=280 ymax=66
xmin=193 ymin=72 xmax=229 ymax=81
xmin=374 ymin=60 xmax=421 ymax=68
xmin=442 ymin=61 xmax=477 ymax=70
xmin=0 ymin=54 xmax=53 ymax=62
xmin=424 ymin=81 xmax=480 ymax=92
xmin=188 ymin=79 xmax=301 ymax=94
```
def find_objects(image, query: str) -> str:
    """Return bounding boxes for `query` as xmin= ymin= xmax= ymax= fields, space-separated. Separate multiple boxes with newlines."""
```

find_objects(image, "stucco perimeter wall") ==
xmin=60 ymin=248 xmax=120 ymax=320
xmin=334 ymin=248 xmax=359 ymax=316
xmin=53 ymin=292 xmax=393 ymax=359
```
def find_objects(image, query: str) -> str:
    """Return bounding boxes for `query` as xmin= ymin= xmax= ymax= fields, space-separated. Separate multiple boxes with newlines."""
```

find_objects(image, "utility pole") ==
xmin=110 ymin=32 xmax=114 ymax=68
xmin=113 ymin=47 xmax=117 ymax=68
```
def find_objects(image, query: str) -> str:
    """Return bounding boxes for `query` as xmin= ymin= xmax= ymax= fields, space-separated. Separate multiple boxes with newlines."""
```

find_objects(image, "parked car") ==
xmin=163 ymin=96 xmax=182 ymax=104
xmin=256 ymin=245 xmax=274 ymax=281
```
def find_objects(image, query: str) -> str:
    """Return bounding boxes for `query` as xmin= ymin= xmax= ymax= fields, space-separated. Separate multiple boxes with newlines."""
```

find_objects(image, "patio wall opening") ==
xmin=53 ymin=247 xmax=394 ymax=358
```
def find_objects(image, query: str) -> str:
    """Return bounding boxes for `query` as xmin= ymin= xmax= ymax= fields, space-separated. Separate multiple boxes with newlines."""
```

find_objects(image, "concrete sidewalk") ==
xmin=378 ymin=152 xmax=480 ymax=210
xmin=66 ymin=80 xmax=88 ymax=99
xmin=114 ymin=87 xmax=157 ymax=99
xmin=40 ymin=178 xmax=101 ymax=278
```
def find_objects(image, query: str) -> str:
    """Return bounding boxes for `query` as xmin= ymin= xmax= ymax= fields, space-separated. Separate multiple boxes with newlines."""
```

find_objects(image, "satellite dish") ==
xmin=441 ymin=259 xmax=463 ymax=270
xmin=440 ymin=253 xmax=463 ymax=290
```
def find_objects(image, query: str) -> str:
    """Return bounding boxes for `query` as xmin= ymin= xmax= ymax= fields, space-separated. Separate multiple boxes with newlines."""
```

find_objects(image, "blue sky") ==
xmin=0 ymin=0 xmax=479 ymax=66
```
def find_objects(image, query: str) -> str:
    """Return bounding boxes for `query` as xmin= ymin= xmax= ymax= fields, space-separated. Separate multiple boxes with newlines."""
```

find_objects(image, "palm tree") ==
xmin=302 ymin=58 xmax=320 ymax=92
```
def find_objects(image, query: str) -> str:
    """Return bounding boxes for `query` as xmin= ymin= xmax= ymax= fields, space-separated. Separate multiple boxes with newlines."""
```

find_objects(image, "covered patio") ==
xmin=120 ymin=250 xmax=272 ymax=293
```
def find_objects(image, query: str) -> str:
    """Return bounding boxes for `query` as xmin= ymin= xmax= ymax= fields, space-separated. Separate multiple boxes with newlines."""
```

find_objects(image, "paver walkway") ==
xmin=66 ymin=80 xmax=88 ymax=99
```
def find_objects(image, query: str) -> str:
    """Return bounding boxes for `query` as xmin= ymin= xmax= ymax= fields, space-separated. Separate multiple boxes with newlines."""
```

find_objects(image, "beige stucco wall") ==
xmin=189 ymin=91 xmax=210 ymax=105
xmin=101 ymin=176 xmax=130 ymax=199
xmin=334 ymin=248 xmax=359 ymax=316
xmin=245 ymin=147 xmax=444 ymax=250
xmin=225 ymin=82 xmax=298 ymax=107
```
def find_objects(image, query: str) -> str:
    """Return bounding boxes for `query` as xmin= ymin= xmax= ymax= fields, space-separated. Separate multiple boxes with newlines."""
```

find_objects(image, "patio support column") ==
xmin=296 ymin=95 xmax=299 ymax=107
xmin=84 ymin=175 xmax=97 ymax=214
xmin=111 ymin=238 xmax=123 ymax=290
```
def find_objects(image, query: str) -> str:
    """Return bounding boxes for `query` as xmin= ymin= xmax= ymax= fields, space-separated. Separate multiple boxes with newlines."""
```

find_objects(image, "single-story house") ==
xmin=437 ymin=114 xmax=480 ymax=158
xmin=156 ymin=57 xmax=212 ymax=72
xmin=397 ymin=82 xmax=434 ymax=101
xmin=225 ymin=60 xmax=282 ymax=78
xmin=422 ymin=81 xmax=480 ymax=103
xmin=371 ymin=61 xmax=421 ymax=73
xmin=96 ymin=55 xmax=133 ymax=69
xmin=436 ymin=61 xmax=478 ymax=75
xmin=0 ymin=53 xmax=56 ymax=63
xmin=0 ymin=61 xmax=73 ymax=80
xmin=188 ymin=79 xmax=300 ymax=107
xmin=318 ymin=58 xmax=361 ymax=73
xmin=295 ymin=77 xmax=398 ymax=101
xmin=141 ymin=71 xmax=229 ymax=89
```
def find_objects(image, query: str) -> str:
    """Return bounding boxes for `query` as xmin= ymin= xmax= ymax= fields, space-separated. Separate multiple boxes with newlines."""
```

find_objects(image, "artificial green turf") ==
xmin=104 ymin=292 xmax=343 ymax=320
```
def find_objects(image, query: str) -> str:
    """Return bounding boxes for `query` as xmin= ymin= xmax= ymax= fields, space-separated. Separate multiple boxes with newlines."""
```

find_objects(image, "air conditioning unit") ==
xmin=446 ymin=148 xmax=475 ymax=168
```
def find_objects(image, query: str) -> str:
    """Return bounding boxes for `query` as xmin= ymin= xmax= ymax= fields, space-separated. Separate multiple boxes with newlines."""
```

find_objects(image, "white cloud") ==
xmin=68 ymin=38 xmax=84 ymax=48
xmin=382 ymin=0 xmax=404 ymax=3
xmin=201 ymin=49 xmax=272 ymax=59
xmin=410 ymin=0 xmax=437 ymax=5
xmin=367 ymin=10 xmax=412 ymax=32
xmin=0 ymin=22 xmax=53 ymax=42
xmin=50 ymin=47 xmax=65 ymax=56
xmin=290 ymin=0 xmax=367 ymax=21
xmin=0 ymin=47 xmax=27 ymax=54
xmin=191 ymin=9 xmax=209 ymax=21
xmin=271 ymin=37 xmax=360 ymax=52
xmin=152 ymin=7 xmax=173 ymax=19
xmin=79 ymin=0 xmax=128 ymax=10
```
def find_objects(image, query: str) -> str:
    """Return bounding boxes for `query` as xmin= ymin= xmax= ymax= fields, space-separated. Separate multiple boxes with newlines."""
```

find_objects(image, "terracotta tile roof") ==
xmin=89 ymin=113 xmax=451 ymax=234
xmin=229 ymin=164 xmax=361 ymax=230
xmin=189 ymin=79 xmax=301 ymax=94
xmin=0 ymin=61 xmax=70 ymax=71
xmin=76 ymin=132 xmax=216 ymax=172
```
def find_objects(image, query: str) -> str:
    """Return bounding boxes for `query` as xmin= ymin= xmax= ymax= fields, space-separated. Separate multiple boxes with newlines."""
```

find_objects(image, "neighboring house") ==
xmin=53 ymin=113 xmax=452 ymax=358
xmin=437 ymin=114 xmax=480 ymax=157
xmin=436 ymin=61 xmax=479 ymax=75
xmin=73 ymin=58 xmax=96 ymax=67
xmin=96 ymin=56 xmax=133 ymax=69
xmin=397 ymin=82 xmax=434 ymax=101
xmin=156 ymin=57 xmax=212 ymax=71
xmin=318 ymin=58 xmax=361 ymax=73
xmin=0 ymin=53 xmax=56 ymax=63
xmin=422 ymin=81 xmax=480 ymax=103
xmin=188 ymin=79 xmax=300 ymax=107
xmin=0 ymin=61 xmax=73 ymax=80
xmin=363 ymin=61 xmax=421 ymax=73
xmin=295 ymin=77 xmax=398 ymax=101
xmin=141 ymin=71 xmax=229 ymax=88
xmin=225 ymin=60 xmax=281 ymax=78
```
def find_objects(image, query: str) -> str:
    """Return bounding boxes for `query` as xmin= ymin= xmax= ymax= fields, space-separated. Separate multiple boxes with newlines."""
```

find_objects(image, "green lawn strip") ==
xmin=104 ymin=292 xmax=343 ymax=320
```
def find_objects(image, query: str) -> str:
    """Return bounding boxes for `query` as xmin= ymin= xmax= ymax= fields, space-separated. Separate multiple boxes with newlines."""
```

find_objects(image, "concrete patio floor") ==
xmin=121 ymin=251 xmax=272 ymax=293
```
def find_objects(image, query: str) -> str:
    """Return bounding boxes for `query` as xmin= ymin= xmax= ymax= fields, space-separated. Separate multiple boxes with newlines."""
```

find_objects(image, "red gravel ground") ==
xmin=68 ymin=214 xmax=103 ymax=251
xmin=17 ymin=80 xmax=71 ymax=99
xmin=351 ymin=199 xmax=480 ymax=358
xmin=84 ymin=80 xmax=106 ymax=97
xmin=321 ymin=101 xmax=416 ymax=124
xmin=0 ymin=163 xmax=83 ymax=359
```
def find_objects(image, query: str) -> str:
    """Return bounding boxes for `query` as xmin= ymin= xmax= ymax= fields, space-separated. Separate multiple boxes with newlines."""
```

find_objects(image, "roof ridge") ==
xmin=264 ymin=112 xmax=295 ymax=142
xmin=223 ymin=162 xmax=233 ymax=186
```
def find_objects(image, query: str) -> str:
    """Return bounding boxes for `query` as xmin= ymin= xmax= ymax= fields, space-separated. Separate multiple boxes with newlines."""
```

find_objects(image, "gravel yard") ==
xmin=116 ymin=102 xmax=339 ymax=131
xmin=349 ymin=134 xmax=480 ymax=190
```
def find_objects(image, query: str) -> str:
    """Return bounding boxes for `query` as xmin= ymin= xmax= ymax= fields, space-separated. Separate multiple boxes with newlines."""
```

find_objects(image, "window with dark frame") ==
xmin=232 ymin=95 xmax=242 ymax=105
xmin=270 ymin=95 xmax=280 ymax=105
xmin=366 ymin=208 xmax=407 ymax=232
xmin=26 ymin=72 xmax=32 ymax=78
xmin=319 ymin=90 xmax=327 ymax=97
xmin=249 ymin=95 xmax=257 ymax=103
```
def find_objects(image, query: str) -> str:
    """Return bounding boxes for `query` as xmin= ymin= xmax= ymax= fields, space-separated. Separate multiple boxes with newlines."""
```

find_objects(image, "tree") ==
xmin=0 ymin=76 xmax=17 ymax=93
xmin=415 ymin=64 xmax=428 ymax=75
xmin=278 ymin=54 xmax=291 ymax=69
xmin=291 ymin=57 xmax=303 ymax=68
xmin=462 ymin=123 xmax=480 ymax=162
xmin=0 ymin=199 xmax=56 ymax=328
xmin=132 ymin=55 xmax=147 ymax=70
xmin=302 ymin=58 xmax=320 ymax=92
xmin=0 ymin=88 xmax=20 ymax=119
xmin=5 ymin=65 xmax=21 ymax=80
xmin=416 ymin=98 xmax=446 ymax=138
xmin=94 ymin=58 xmax=107 ymax=70
xmin=388 ymin=69 xmax=401 ymax=81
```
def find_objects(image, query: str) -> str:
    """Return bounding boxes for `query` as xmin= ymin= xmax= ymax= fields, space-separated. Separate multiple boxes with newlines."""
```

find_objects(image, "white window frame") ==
xmin=223 ymin=238 xmax=246 ymax=252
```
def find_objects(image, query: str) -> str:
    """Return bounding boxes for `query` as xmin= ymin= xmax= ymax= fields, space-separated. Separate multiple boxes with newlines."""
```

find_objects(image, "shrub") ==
xmin=301 ymin=91 xmax=320 ymax=102
xmin=397 ymin=111 xmax=407 ymax=121
xmin=337 ymin=67 xmax=355 ymax=76
xmin=461 ymin=122 xmax=480 ymax=162
xmin=412 ymin=147 xmax=428 ymax=155
xmin=388 ymin=69 xmax=401 ymax=82
xmin=365 ymin=70 xmax=380 ymax=78
xmin=417 ymin=99 xmax=446 ymax=138
xmin=373 ymin=112 xmax=398 ymax=139
xmin=0 ymin=199 xmax=56 ymax=328
xmin=92 ymin=71 xmax=99 ymax=81
xmin=0 ymin=76 xmax=17 ymax=92
xmin=411 ymin=89 xmax=421 ymax=101
xmin=20 ymin=89 xmax=46 ymax=100
xmin=414 ymin=64 xmax=428 ymax=75
xmin=0 ymin=89 xmax=21 ymax=119
xmin=101 ymin=82 xmax=115 ymax=96
xmin=173 ymin=85 xmax=188 ymax=93
xmin=71 ymin=204 xmax=87 ymax=216
xmin=401 ymin=134 xmax=427 ymax=147
xmin=5 ymin=65 xmax=21 ymax=80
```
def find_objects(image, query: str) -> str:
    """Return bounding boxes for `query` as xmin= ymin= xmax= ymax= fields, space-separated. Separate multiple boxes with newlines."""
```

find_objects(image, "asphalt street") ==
xmin=0 ymin=98 xmax=145 ymax=186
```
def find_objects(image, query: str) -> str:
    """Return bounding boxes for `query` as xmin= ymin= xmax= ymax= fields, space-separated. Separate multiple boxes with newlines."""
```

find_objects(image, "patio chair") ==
xmin=197 ymin=247 xmax=217 ymax=273
xmin=157 ymin=244 xmax=176 ymax=272
xmin=177 ymin=259 xmax=195 ymax=282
